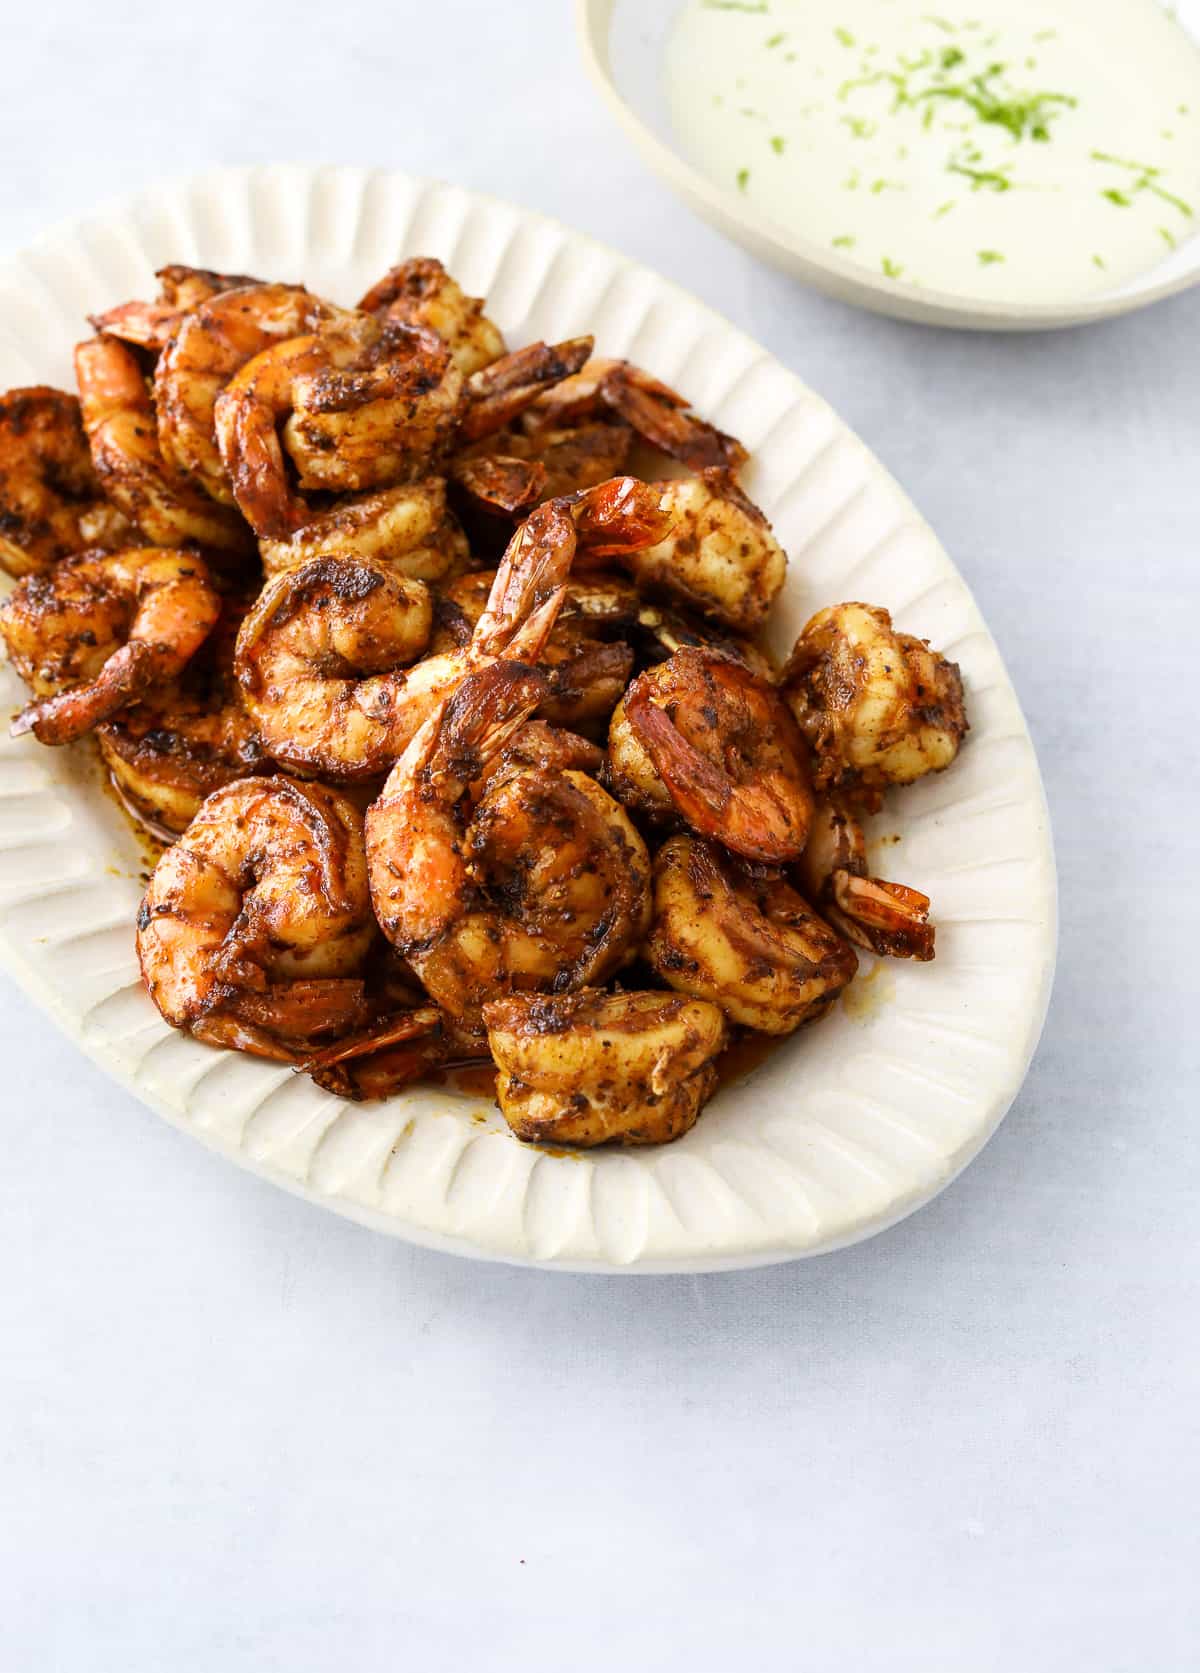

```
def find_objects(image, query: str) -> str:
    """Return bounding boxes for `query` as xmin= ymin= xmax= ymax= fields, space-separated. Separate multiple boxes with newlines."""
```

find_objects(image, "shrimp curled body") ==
xmin=367 ymin=661 xmax=652 ymax=1044
xmin=3 ymin=546 xmax=221 ymax=744
xmin=646 ymin=834 xmax=859 ymax=1033
xmin=136 ymin=776 xmax=378 ymax=1060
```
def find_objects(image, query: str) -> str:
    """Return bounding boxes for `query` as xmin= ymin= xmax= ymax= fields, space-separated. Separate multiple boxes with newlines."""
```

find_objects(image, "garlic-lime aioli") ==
xmin=665 ymin=0 xmax=1200 ymax=301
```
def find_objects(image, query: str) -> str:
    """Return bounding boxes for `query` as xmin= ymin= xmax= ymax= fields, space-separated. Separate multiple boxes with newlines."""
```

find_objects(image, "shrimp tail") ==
xmin=459 ymin=335 xmax=594 ymax=443
xmin=302 ymin=1005 xmax=445 ymax=1100
xmin=826 ymin=871 xmax=935 ymax=961
xmin=14 ymin=638 xmax=169 ymax=745
xmin=568 ymin=475 xmax=675 ymax=558
xmin=602 ymin=365 xmax=748 ymax=472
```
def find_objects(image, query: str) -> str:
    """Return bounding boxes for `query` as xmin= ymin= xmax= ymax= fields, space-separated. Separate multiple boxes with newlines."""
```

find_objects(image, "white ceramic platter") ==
xmin=0 ymin=164 xmax=1055 ymax=1270
xmin=578 ymin=0 xmax=1200 ymax=332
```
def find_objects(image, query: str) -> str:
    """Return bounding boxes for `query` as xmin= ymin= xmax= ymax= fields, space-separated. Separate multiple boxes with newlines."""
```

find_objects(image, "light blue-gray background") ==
xmin=2 ymin=4 xmax=1197 ymax=1668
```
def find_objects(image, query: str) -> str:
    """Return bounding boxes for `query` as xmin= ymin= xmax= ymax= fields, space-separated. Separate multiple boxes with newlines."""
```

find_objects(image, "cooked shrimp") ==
xmin=234 ymin=557 xmax=436 ymax=780
xmin=782 ymin=602 xmax=968 ymax=793
xmin=646 ymin=834 xmax=858 ymax=1033
xmin=483 ymin=989 xmax=728 ymax=1147
xmin=258 ymin=477 xmax=469 ymax=580
xmin=136 ymin=776 xmax=379 ymax=1060
xmin=366 ymin=661 xmax=652 ymax=1043
xmin=797 ymin=795 xmax=935 ymax=960
xmin=524 ymin=358 xmax=746 ymax=473
xmin=610 ymin=647 xmax=814 ymax=862
xmin=0 ymin=386 xmax=130 ymax=577
xmin=3 ymin=546 xmax=220 ymax=744
xmin=236 ymin=476 xmax=667 ymax=780
xmin=450 ymin=417 xmax=633 ymax=518
xmin=455 ymin=336 xmax=594 ymax=445
xmin=154 ymin=282 xmax=338 ymax=503
xmin=74 ymin=336 xmax=252 ymax=555
xmin=615 ymin=469 xmax=786 ymax=634
xmin=358 ymin=256 xmax=506 ymax=375
xmin=215 ymin=315 xmax=464 ymax=536
xmin=430 ymin=569 xmax=634 ymax=731
xmin=89 ymin=264 xmax=262 ymax=352
xmin=97 ymin=592 xmax=268 ymax=837
xmin=217 ymin=313 xmax=592 ymax=538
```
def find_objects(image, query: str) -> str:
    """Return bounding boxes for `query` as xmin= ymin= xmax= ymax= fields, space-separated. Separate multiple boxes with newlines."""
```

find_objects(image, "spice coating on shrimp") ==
xmin=3 ymin=546 xmax=221 ymax=744
xmin=0 ymin=387 xmax=130 ymax=577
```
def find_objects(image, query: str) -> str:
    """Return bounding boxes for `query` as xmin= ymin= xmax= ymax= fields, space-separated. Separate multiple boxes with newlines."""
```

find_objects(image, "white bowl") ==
xmin=577 ymin=0 xmax=1200 ymax=331
xmin=0 ymin=164 xmax=1055 ymax=1271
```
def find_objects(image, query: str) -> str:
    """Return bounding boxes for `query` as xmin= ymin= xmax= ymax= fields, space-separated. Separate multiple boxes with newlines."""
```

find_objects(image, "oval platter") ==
xmin=0 ymin=164 xmax=1056 ymax=1270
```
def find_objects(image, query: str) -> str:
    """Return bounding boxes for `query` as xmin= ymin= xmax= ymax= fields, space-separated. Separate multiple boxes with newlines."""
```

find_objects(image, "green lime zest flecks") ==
xmin=736 ymin=167 xmax=750 ymax=191
xmin=977 ymin=249 xmax=1005 ymax=264
xmin=769 ymin=134 xmax=786 ymax=154
xmin=948 ymin=159 xmax=1012 ymax=192
xmin=832 ymin=234 xmax=856 ymax=248
xmin=1092 ymin=254 xmax=1106 ymax=269
xmin=765 ymin=31 xmax=786 ymax=48
xmin=835 ymin=26 xmax=856 ymax=48
xmin=842 ymin=115 xmax=877 ymax=139
xmin=881 ymin=257 xmax=904 ymax=278
xmin=1092 ymin=151 xmax=1194 ymax=219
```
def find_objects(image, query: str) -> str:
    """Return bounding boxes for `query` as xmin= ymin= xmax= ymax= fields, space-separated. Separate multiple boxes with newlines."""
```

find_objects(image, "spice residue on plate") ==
xmin=666 ymin=0 xmax=1200 ymax=301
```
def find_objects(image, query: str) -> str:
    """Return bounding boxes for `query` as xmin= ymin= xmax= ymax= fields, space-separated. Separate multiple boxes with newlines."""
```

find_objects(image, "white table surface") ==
xmin=2 ymin=4 xmax=1197 ymax=1668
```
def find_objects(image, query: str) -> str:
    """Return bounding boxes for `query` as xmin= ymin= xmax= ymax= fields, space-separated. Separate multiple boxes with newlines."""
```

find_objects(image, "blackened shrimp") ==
xmin=258 ymin=477 xmax=469 ymax=581
xmin=0 ymin=386 xmax=130 ymax=577
xmin=97 ymin=592 xmax=268 ymax=837
xmin=483 ymin=989 xmax=728 ymax=1148
xmin=610 ymin=647 xmax=814 ymax=863
xmin=74 ymin=336 xmax=252 ymax=555
xmin=2 ymin=546 xmax=221 ymax=744
xmin=88 ymin=264 xmax=261 ymax=352
xmin=154 ymin=282 xmax=338 ymax=504
xmin=136 ymin=777 xmax=379 ymax=1061
xmin=782 ymin=603 xmax=968 ymax=794
xmin=617 ymin=469 xmax=786 ymax=634
xmin=646 ymin=834 xmax=858 ymax=1033
xmin=366 ymin=661 xmax=651 ymax=1045
xmin=523 ymin=358 xmax=746 ymax=473
xmin=358 ymin=256 xmax=506 ymax=375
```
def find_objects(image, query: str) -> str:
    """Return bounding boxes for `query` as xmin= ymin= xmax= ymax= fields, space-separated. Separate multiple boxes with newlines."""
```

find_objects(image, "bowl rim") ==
xmin=575 ymin=0 xmax=1200 ymax=332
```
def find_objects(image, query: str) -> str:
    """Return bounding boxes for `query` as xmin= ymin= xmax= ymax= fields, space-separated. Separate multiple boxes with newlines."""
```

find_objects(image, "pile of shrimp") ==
xmin=0 ymin=258 xmax=969 ymax=1148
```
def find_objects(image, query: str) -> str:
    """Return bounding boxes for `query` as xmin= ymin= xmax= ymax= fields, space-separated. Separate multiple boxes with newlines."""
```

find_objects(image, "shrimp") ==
xmin=358 ymin=256 xmax=506 ymax=375
xmin=215 ymin=315 xmax=465 ymax=537
xmin=615 ymin=469 xmax=786 ymax=634
xmin=646 ymin=834 xmax=858 ymax=1034
xmin=216 ymin=313 xmax=592 ymax=538
xmin=3 ymin=546 xmax=221 ymax=744
xmin=258 ymin=477 xmax=469 ymax=580
xmin=796 ymin=795 xmax=935 ymax=960
xmin=429 ymin=569 xmax=634 ymax=731
xmin=450 ymin=417 xmax=633 ymax=519
xmin=154 ymin=282 xmax=338 ymax=504
xmin=88 ymin=264 xmax=262 ymax=353
xmin=610 ymin=647 xmax=814 ymax=862
xmin=482 ymin=989 xmax=728 ymax=1148
xmin=235 ymin=477 xmax=672 ymax=780
xmin=523 ymin=358 xmax=747 ymax=473
xmin=782 ymin=602 xmax=968 ymax=793
xmin=0 ymin=386 xmax=130 ymax=577
xmin=97 ymin=592 xmax=269 ymax=837
xmin=136 ymin=776 xmax=379 ymax=1061
xmin=366 ymin=660 xmax=652 ymax=1044
xmin=74 ymin=336 xmax=252 ymax=555
xmin=234 ymin=557 xmax=436 ymax=780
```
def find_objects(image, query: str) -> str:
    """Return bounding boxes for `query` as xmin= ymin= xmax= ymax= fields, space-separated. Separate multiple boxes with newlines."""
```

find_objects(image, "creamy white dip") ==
xmin=665 ymin=0 xmax=1200 ymax=301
